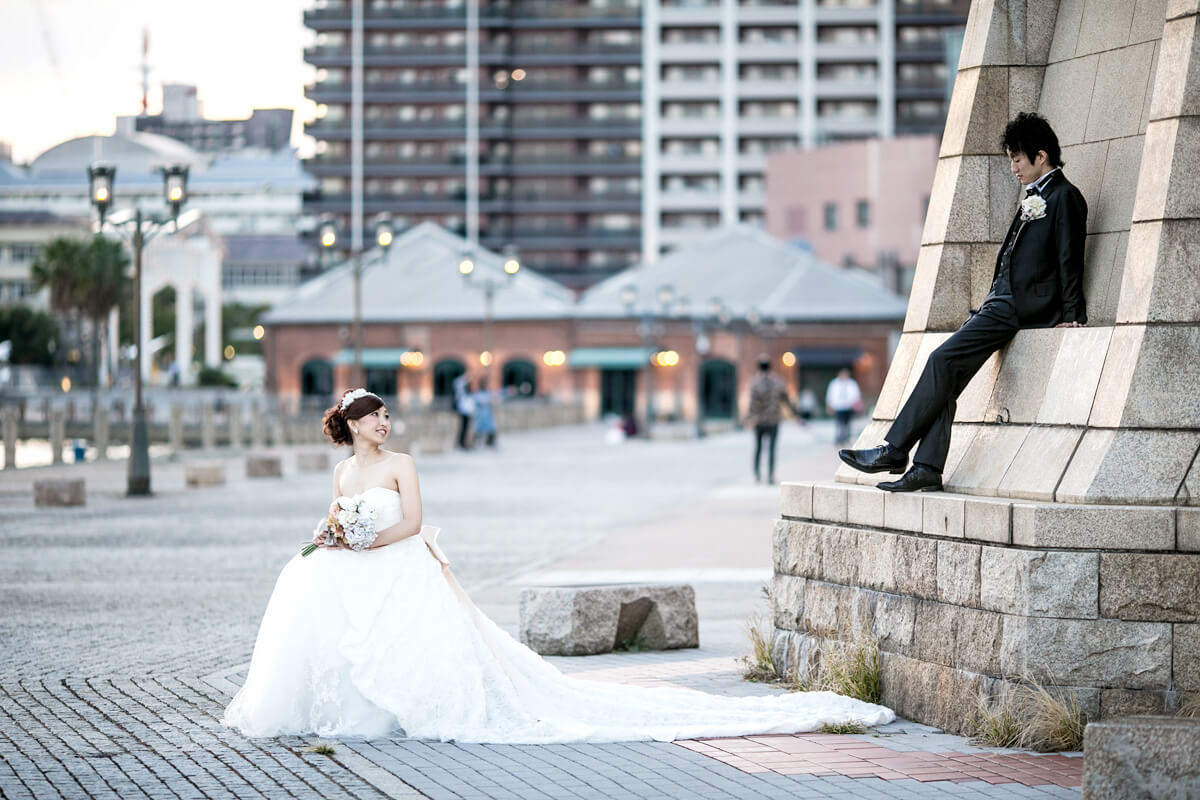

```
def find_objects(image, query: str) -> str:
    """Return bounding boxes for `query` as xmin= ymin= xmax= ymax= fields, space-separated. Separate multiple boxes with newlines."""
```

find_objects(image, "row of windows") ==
xmin=0 ymin=243 xmax=39 ymax=262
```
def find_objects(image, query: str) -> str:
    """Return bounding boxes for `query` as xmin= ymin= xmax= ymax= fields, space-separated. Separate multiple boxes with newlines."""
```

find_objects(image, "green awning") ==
xmin=331 ymin=347 xmax=411 ymax=368
xmin=789 ymin=346 xmax=862 ymax=366
xmin=568 ymin=347 xmax=653 ymax=369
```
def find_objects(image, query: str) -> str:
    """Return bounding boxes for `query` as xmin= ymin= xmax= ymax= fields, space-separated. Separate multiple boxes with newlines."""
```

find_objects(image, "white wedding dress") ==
xmin=222 ymin=487 xmax=894 ymax=742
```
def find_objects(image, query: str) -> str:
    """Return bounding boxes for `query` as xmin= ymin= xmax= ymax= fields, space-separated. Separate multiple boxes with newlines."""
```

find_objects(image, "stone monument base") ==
xmin=770 ymin=482 xmax=1200 ymax=734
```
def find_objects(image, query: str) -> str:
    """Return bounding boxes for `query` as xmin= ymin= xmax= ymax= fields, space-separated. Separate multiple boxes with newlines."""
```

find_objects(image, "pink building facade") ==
xmin=764 ymin=136 xmax=939 ymax=287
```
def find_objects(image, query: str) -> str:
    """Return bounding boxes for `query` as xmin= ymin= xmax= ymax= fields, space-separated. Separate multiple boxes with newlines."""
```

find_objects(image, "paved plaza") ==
xmin=0 ymin=420 xmax=1081 ymax=798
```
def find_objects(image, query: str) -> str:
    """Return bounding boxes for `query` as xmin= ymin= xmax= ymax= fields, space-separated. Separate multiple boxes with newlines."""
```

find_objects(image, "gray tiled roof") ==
xmin=577 ymin=225 xmax=908 ymax=322
xmin=262 ymin=222 xmax=575 ymax=324
xmin=223 ymin=234 xmax=312 ymax=266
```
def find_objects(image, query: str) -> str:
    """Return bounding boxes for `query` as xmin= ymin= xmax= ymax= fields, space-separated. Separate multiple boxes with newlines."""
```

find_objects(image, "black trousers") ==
xmin=753 ymin=423 xmax=778 ymax=479
xmin=456 ymin=412 xmax=472 ymax=449
xmin=833 ymin=409 xmax=853 ymax=445
xmin=885 ymin=301 xmax=1020 ymax=472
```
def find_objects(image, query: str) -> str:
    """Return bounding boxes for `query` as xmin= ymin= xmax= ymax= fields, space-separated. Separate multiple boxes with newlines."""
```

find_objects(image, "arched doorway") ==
xmin=501 ymin=358 xmax=537 ymax=397
xmin=300 ymin=358 xmax=333 ymax=410
xmin=432 ymin=358 xmax=466 ymax=407
xmin=699 ymin=359 xmax=736 ymax=419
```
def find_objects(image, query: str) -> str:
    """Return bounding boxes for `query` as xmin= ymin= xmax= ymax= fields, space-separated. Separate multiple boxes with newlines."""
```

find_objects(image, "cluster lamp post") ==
xmin=458 ymin=244 xmax=520 ymax=379
xmin=87 ymin=161 xmax=189 ymax=496
xmin=620 ymin=282 xmax=676 ymax=436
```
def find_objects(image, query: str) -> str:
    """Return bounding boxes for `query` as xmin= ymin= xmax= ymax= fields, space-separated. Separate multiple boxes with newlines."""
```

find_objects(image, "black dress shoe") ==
xmin=838 ymin=444 xmax=908 ymax=474
xmin=877 ymin=465 xmax=943 ymax=493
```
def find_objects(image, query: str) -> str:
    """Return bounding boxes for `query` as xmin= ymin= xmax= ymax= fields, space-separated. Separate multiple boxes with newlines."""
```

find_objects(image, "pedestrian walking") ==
xmin=826 ymin=368 xmax=862 ymax=446
xmin=470 ymin=376 xmax=502 ymax=448
xmin=745 ymin=356 xmax=799 ymax=484
xmin=797 ymin=386 xmax=817 ymax=426
xmin=452 ymin=373 xmax=475 ymax=450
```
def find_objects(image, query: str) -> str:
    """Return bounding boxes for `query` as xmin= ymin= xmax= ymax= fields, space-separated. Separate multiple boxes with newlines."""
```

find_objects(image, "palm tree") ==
xmin=30 ymin=237 xmax=88 ymax=371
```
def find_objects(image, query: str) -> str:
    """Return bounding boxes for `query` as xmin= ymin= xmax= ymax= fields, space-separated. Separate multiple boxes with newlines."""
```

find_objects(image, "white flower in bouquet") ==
xmin=300 ymin=497 xmax=379 ymax=556
xmin=1020 ymin=194 xmax=1047 ymax=221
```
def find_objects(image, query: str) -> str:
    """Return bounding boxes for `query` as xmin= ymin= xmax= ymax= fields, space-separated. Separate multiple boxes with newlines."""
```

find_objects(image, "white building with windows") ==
xmin=641 ymin=0 xmax=966 ymax=261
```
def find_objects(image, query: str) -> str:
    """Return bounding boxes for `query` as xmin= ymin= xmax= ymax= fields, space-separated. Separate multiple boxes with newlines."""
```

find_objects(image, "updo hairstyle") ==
xmin=322 ymin=389 xmax=385 ymax=446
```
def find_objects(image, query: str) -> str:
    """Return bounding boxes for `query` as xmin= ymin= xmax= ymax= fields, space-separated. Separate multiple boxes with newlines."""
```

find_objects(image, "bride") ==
xmin=222 ymin=389 xmax=893 ymax=742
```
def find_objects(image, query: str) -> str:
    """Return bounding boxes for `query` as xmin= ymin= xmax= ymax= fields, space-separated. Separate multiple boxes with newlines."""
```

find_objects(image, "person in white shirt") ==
xmin=825 ymin=368 xmax=862 ymax=446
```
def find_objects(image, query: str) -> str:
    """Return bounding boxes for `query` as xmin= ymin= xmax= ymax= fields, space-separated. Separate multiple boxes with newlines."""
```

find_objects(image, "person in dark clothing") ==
xmin=746 ymin=356 xmax=799 ymax=484
xmin=839 ymin=113 xmax=1088 ymax=492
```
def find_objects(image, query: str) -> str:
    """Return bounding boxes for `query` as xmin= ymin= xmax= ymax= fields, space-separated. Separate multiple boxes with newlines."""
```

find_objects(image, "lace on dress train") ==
xmin=222 ymin=487 xmax=894 ymax=742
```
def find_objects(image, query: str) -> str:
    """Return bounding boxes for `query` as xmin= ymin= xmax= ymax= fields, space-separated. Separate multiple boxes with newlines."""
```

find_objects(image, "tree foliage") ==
xmin=0 ymin=306 xmax=58 ymax=365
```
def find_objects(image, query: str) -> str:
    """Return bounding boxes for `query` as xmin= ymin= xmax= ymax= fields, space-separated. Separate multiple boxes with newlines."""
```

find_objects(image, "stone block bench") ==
xmin=34 ymin=478 xmax=85 ymax=507
xmin=184 ymin=462 xmax=226 ymax=488
xmin=1082 ymin=716 xmax=1200 ymax=798
xmin=519 ymin=584 xmax=699 ymax=656
xmin=245 ymin=454 xmax=282 ymax=478
xmin=295 ymin=451 xmax=330 ymax=472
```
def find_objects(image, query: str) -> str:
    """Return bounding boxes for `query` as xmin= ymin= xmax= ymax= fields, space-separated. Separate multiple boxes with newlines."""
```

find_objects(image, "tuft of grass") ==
xmin=971 ymin=678 xmax=1085 ymax=752
xmin=817 ymin=721 xmax=867 ymax=735
xmin=740 ymin=614 xmax=785 ymax=683
xmin=817 ymin=638 xmax=882 ymax=705
xmin=1178 ymin=694 xmax=1200 ymax=718
xmin=307 ymin=743 xmax=337 ymax=756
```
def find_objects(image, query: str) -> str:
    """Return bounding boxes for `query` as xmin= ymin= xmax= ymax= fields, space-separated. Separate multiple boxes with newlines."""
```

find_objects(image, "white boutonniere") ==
xmin=1020 ymin=194 xmax=1047 ymax=221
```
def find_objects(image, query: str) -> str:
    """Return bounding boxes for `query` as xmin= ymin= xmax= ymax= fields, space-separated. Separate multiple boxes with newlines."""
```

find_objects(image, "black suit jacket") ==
xmin=993 ymin=170 xmax=1088 ymax=327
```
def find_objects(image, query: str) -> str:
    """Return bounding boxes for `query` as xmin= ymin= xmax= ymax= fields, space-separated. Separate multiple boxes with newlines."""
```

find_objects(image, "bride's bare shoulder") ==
xmin=383 ymin=450 xmax=414 ymax=467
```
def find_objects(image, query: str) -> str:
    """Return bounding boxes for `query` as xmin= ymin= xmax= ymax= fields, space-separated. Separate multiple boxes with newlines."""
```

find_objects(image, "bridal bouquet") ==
xmin=300 ymin=496 xmax=379 ymax=556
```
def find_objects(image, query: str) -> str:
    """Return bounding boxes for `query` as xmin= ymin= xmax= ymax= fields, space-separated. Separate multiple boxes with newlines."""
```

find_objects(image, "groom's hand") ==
xmin=1054 ymin=321 xmax=1085 ymax=328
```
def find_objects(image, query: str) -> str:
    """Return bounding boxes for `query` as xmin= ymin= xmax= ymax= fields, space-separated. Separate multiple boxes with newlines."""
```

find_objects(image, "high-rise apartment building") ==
xmin=301 ymin=0 xmax=967 ymax=288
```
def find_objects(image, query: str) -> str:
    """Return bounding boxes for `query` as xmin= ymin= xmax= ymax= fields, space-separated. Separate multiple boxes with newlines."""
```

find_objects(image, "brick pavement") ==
xmin=0 ymin=421 xmax=1083 ymax=799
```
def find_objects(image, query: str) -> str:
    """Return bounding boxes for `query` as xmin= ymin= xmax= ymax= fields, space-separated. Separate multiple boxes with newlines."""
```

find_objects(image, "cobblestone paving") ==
xmin=0 ymin=423 xmax=1083 ymax=798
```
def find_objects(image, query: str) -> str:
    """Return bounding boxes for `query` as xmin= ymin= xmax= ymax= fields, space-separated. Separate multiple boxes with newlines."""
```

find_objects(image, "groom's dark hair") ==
xmin=1000 ymin=112 xmax=1064 ymax=168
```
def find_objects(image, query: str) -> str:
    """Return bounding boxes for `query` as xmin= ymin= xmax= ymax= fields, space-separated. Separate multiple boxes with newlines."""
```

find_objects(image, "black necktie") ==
xmin=1025 ymin=186 xmax=1037 ymax=197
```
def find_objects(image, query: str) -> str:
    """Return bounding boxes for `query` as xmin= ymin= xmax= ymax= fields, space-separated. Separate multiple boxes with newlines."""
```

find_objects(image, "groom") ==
xmin=840 ymin=112 xmax=1088 ymax=492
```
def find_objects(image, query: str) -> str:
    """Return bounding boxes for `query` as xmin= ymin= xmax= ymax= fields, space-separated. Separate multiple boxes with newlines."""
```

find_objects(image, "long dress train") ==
xmin=222 ymin=487 xmax=893 ymax=742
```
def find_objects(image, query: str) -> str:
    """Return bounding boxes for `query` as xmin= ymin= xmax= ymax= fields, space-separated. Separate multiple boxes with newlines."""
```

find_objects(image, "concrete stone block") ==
xmin=1013 ymin=501 xmax=1176 ymax=549
xmin=1058 ymin=429 xmax=1199 ymax=505
xmin=819 ymin=526 xmax=862 ymax=586
xmin=939 ymin=66 xmax=980 ymax=158
xmin=773 ymin=520 xmax=822 ymax=577
xmin=1126 ymin=326 xmax=1200 ymax=426
xmin=33 ymin=479 xmax=85 ymax=507
xmin=1059 ymin=142 xmax=1107 ymax=231
xmin=518 ymin=584 xmax=698 ymax=656
xmin=845 ymin=485 xmax=885 ymax=528
xmin=873 ymin=592 xmax=918 ymax=653
xmin=1130 ymin=0 xmax=1169 ymax=44
xmin=1001 ymin=616 xmax=1171 ymax=687
xmin=923 ymin=493 xmax=966 ymax=538
xmin=980 ymin=548 xmax=1099 ymax=618
xmin=963 ymin=496 xmax=1012 ymax=544
xmin=1025 ymin=2 xmax=1060 ymax=63
xmin=245 ymin=454 xmax=283 ymax=478
xmin=1100 ymin=689 xmax=1172 ymax=717
xmin=1037 ymin=326 xmax=1113 ymax=424
xmin=812 ymin=484 xmax=847 ymax=524
xmin=1087 ymin=43 xmax=1158 ymax=141
xmin=1093 ymin=134 xmax=1146 ymax=234
xmin=1131 ymin=121 xmax=1178 ymax=225
xmin=985 ymin=329 xmax=1062 ymax=423
xmin=1076 ymin=0 xmax=1139 ymax=56
xmin=937 ymin=541 xmax=982 ymax=607
xmin=1039 ymin=55 xmax=1100 ymax=146
xmin=872 ymin=336 xmax=920 ymax=420
xmin=894 ymin=535 xmax=939 ymax=600
xmin=942 ymin=422 xmax=982 ymax=480
xmin=1175 ymin=624 xmax=1200 ymax=690
xmin=880 ymin=651 xmax=993 ymax=737
xmin=1082 ymin=231 xmax=1126 ymax=325
xmin=296 ymin=451 xmax=330 ymax=473
xmin=914 ymin=601 xmax=1004 ymax=675
xmin=184 ymin=462 xmax=225 ymax=488
xmin=1180 ymin=509 xmax=1200 ymax=549
xmin=884 ymin=490 xmax=924 ymax=533
xmin=770 ymin=574 xmax=806 ymax=632
xmin=930 ymin=155 xmax=994 ymax=245
xmin=952 ymin=352 xmax=1002 ymax=424
xmin=988 ymin=157 xmax=1021 ymax=245
xmin=779 ymin=481 xmax=813 ymax=519
xmin=1100 ymin=554 xmax=1200 ymax=621
xmin=1150 ymin=14 xmax=1200 ymax=119
xmin=945 ymin=424 xmax=1030 ymax=496
xmin=946 ymin=67 xmax=1012 ymax=158
xmin=905 ymin=246 xmax=974 ymax=334
xmin=997 ymin=426 xmax=1083 ymax=501
xmin=1088 ymin=326 xmax=1142 ymax=427
xmin=1082 ymin=717 xmax=1200 ymax=799
xmin=857 ymin=529 xmax=898 ymax=593
xmin=1140 ymin=39 xmax=1159 ymax=133
xmin=1167 ymin=0 xmax=1200 ymax=20
xmin=1049 ymin=0 xmax=1086 ymax=62
xmin=802 ymin=580 xmax=873 ymax=641
xmin=1120 ymin=221 xmax=1200 ymax=325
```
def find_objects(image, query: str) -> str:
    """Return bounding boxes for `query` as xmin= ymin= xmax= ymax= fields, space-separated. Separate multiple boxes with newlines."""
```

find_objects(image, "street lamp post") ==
xmin=458 ymin=245 xmax=520 ymax=382
xmin=620 ymin=282 xmax=674 ymax=437
xmin=319 ymin=215 xmax=394 ymax=388
xmin=87 ymin=161 xmax=189 ymax=496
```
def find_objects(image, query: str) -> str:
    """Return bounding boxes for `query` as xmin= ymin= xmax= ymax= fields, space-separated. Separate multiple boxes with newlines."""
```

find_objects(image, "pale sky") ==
xmin=0 ymin=0 xmax=316 ymax=164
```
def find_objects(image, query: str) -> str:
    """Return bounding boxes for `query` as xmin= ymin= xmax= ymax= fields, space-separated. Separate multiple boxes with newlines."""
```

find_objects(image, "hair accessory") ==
xmin=340 ymin=388 xmax=371 ymax=411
